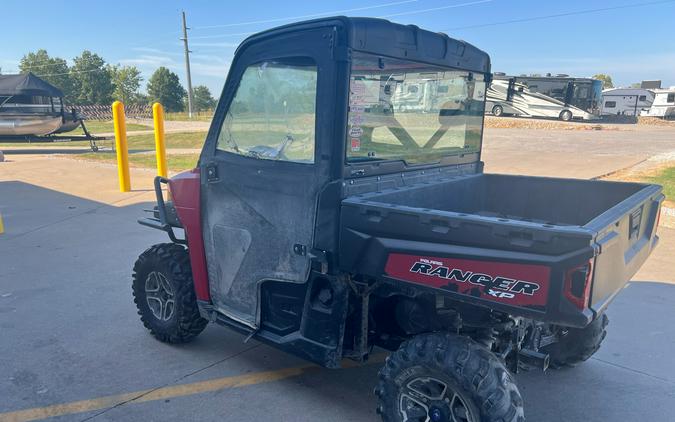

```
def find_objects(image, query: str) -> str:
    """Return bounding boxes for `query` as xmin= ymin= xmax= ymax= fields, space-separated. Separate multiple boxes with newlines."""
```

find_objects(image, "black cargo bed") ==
xmin=339 ymin=173 xmax=663 ymax=326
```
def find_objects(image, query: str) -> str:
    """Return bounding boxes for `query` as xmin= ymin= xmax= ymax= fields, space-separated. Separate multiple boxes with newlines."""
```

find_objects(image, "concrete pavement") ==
xmin=1 ymin=125 xmax=674 ymax=422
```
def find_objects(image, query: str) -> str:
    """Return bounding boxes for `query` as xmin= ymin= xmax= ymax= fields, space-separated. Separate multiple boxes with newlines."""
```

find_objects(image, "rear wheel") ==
xmin=542 ymin=314 xmax=609 ymax=368
xmin=492 ymin=105 xmax=504 ymax=117
xmin=376 ymin=333 xmax=524 ymax=422
xmin=559 ymin=110 xmax=573 ymax=121
xmin=132 ymin=243 xmax=208 ymax=343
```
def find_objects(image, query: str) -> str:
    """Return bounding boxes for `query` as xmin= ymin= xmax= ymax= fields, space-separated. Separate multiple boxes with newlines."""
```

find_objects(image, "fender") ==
xmin=169 ymin=168 xmax=210 ymax=301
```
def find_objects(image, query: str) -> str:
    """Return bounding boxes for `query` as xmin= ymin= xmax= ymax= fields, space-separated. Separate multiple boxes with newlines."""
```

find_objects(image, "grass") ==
xmin=124 ymin=131 xmax=206 ymax=150
xmin=77 ymin=152 xmax=200 ymax=172
xmin=644 ymin=166 xmax=675 ymax=204
xmin=608 ymin=164 xmax=675 ymax=207
xmin=165 ymin=111 xmax=214 ymax=121
xmin=0 ymin=130 xmax=206 ymax=149
xmin=78 ymin=120 xmax=150 ymax=134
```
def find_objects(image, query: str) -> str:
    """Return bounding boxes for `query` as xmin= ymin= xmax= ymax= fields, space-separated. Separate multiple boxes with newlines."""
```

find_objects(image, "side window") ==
xmin=639 ymin=95 xmax=647 ymax=101
xmin=217 ymin=58 xmax=317 ymax=163
xmin=668 ymin=93 xmax=675 ymax=103
xmin=605 ymin=101 xmax=616 ymax=108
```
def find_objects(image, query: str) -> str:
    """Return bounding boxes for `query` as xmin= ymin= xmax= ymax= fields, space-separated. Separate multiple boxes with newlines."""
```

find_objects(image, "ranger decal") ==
xmin=384 ymin=254 xmax=550 ymax=309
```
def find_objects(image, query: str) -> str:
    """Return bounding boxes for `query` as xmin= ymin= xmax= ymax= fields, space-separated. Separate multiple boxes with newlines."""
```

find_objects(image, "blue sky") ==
xmin=2 ymin=0 xmax=674 ymax=96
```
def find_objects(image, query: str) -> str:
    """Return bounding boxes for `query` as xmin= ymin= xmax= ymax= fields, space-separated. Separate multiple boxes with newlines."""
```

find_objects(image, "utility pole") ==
xmin=181 ymin=10 xmax=194 ymax=119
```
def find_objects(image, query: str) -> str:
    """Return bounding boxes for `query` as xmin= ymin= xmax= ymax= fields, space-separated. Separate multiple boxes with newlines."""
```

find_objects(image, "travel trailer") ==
xmin=643 ymin=87 xmax=675 ymax=118
xmin=486 ymin=74 xmax=602 ymax=120
xmin=601 ymin=88 xmax=655 ymax=116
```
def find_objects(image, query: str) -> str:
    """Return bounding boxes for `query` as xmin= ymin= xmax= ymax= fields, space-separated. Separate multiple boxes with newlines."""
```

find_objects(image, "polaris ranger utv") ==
xmin=134 ymin=17 xmax=663 ymax=421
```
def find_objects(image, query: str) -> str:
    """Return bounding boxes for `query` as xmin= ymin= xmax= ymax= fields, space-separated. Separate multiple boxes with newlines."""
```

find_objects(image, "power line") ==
xmin=443 ymin=0 xmax=675 ymax=31
xmin=380 ymin=0 xmax=493 ymax=18
xmin=13 ymin=61 xmax=70 ymax=70
xmin=193 ymin=0 xmax=419 ymax=29
xmin=35 ymin=68 xmax=107 ymax=78
xmin=190 ymin=31 xmax=256 ymax=40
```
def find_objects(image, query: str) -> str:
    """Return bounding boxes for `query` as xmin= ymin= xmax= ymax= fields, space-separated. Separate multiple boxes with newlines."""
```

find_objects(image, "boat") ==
xmin=0 ymin=73 xmax=79 ymax=136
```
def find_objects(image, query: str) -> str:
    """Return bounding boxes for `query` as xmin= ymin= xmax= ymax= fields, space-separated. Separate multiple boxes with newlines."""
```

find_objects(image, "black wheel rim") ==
xmin=145 ymin=271 xmax=175 ymax=321
xmin=399 ymin=377 xmax=475 ymax=422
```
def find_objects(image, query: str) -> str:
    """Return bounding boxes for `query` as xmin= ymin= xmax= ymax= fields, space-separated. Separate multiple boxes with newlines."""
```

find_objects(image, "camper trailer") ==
xmin=643 ymin=87 xmax=675 ymax=118
xmin=601 ymin=88 xmax=654 ymax=116
xmin=486 ymin=74 xmax=602 ymax=121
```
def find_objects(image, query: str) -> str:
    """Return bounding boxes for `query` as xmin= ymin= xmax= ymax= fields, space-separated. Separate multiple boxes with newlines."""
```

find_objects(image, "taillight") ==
xmin=564 ymin=260 xmax=593 ymax=310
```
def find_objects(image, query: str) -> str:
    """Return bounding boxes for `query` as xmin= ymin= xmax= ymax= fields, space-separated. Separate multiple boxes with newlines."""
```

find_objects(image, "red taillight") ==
xmin=564 ymin=260 xmax=593 ymax=310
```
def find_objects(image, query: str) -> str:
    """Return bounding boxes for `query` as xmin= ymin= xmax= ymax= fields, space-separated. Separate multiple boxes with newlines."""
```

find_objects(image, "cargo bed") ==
xmin=339 ymin=173 xmax=663 ymax=327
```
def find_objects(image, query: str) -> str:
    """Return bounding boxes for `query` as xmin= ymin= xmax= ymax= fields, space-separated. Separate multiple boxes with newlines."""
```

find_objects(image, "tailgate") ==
xmin=587 ymin=184 xmax=664 ymax=313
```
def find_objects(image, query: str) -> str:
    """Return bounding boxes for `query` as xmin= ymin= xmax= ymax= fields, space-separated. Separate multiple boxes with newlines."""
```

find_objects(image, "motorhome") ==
xmin=486 ymin=74 xmax=602 ymax=120
xmin=643 ymin=87 xmax=675 ymax=118
xmin=601 ymin=88 xmax=654 ymax=116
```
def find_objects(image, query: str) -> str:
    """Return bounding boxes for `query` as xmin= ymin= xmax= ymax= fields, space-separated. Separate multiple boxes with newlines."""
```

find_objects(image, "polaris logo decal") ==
xmin=410 ymin=259 xmax=540 ymax=297
xmin=384 ymin=254 xmax=550 ymax=308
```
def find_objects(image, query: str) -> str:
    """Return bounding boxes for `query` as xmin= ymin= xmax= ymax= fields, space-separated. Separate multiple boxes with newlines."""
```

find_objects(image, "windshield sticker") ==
xmin=351 ymin=138 xmax=361 ymax=152
xmin=349 ymin=126 xmax=363 ymax=138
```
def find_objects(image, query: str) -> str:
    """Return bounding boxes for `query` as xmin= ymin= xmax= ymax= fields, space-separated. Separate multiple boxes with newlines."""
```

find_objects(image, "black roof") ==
xmin=237 ymin=16 xmax=491 ymax=74
xmin=0 ymin=73 xmax=64 ymax=97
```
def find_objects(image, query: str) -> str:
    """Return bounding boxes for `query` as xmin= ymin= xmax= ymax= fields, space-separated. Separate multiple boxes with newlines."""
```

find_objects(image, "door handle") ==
xmin=206 ymin=164 xmax=219 ymax=182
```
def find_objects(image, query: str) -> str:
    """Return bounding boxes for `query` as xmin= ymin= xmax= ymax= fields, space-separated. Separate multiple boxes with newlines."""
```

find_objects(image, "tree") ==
xmin=630 ymin=82 xmax=641 ymax=88
xmin=192 ymin=85 xmax=217 ymax=112
xmin=593 ymin=74 xmax=614 ymax=89
xmin=19 ymin=50 xmax=75 ymax=101
xmin=71 ymin=51 xmax=114 ymax=105
xmin=110 ymin=65 xmax=142 ymax=104
xmin=147 ymin=67 xmax=186 ymax=112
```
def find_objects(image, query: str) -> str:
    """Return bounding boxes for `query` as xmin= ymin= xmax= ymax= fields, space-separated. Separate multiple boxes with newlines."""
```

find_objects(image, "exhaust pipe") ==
xmin=519 ymin=349 xmax=550 ymax=371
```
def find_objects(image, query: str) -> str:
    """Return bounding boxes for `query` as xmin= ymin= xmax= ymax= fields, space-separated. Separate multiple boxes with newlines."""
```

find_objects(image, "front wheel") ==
xmin=559 ymin=110 xmax=573 ymax=121
xmin=376 ymin=333 xmax=524 ymax=422
xmin=492 ymin=105 xmax=504 ymax=117
xmin=132 ymin=243 xmax=208 ymax=343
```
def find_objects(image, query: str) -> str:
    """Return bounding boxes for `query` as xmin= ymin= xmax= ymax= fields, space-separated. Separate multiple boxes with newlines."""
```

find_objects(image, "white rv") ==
xmin=643 ymin=87 xmax=675 ymax=118
xmin=486 ymin=74 xmax=602 ymax=121
xmin=601 ymin=88 xmax=654 ymax=116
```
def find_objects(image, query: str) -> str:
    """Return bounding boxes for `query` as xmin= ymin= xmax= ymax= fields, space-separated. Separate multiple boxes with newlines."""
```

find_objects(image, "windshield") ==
xmin=346 ymin=52 xmax=485 ymax=165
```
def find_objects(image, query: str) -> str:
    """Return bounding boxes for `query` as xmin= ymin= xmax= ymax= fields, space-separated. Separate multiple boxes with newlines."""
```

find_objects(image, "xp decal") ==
xmin=384 ymin=254 xmax=550 ymax=308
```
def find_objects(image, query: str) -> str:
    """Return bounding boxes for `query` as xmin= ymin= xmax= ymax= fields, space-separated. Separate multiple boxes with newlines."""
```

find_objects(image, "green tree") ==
xmin=19 ymin=50 xmax=75 ymax=101
xmin=593 ymin=74 xmax=614 ymax=89
xmin=110 ymin=65 xmax=142 ymax=104
xmin=192 ymin=85 xmax=216 ymax=112
xmin=71 ymin=51 xmax=114 ymax=105
xmin=147 ymin=67 xmax=186 ymax=112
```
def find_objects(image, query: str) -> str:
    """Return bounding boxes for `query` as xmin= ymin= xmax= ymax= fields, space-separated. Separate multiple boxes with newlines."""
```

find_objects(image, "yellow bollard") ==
xmin=0 ymin=212 xmax=4 ymax=234
xmin=153 ymin=103 xmax=168 ymax=178
xmin=112 ymin=101 xmax=131 ymax=192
